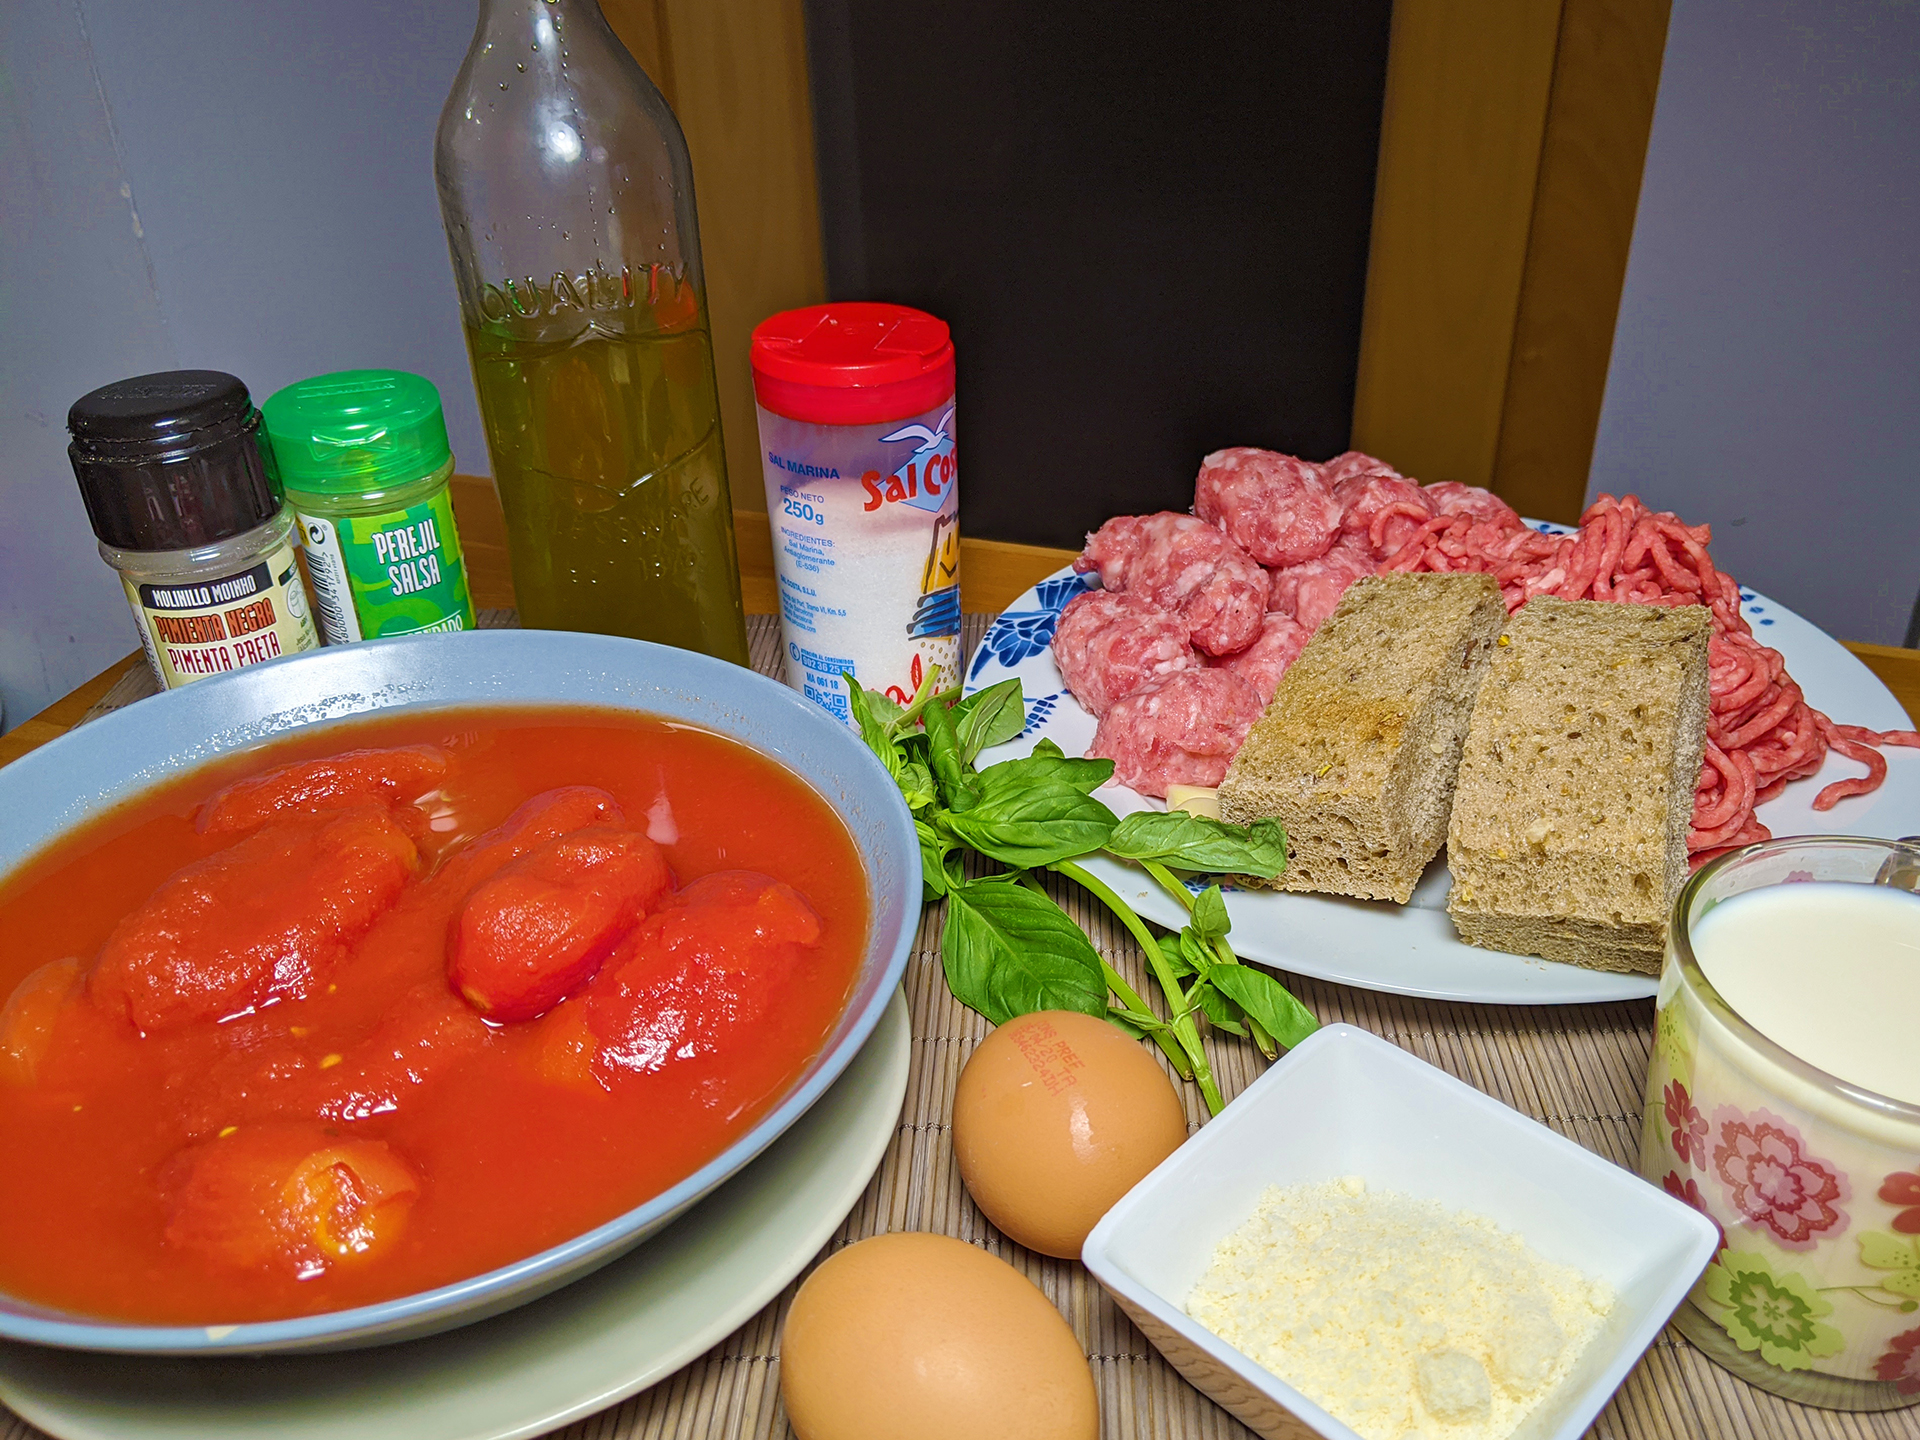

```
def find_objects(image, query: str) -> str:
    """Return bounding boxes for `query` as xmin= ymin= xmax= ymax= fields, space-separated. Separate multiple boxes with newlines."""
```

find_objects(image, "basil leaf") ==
xmin=976 ymin=750 xmax=1114 ymax=801
xmin=1106 ymin=1006 xmax=1175 ymax=1043
xmin=1105 ymin=811 xmax=1287 ymax=879
xmin=953 ymin=678 xmax=1027 ymax=763
xmin=1195 ymin=981 xmax=1249 ymax=1036
xmin=1170 ymin=927 xmax=1212 ymax=979
xmin=941 ymin=880 xmax=1107 ymax=1024
xmin=1032 ymin=737 xmax=1065 ymax=760
xmin=916 ymin=818 xmax=952 ymax=899
xmin=1192 ymin=885 xmax=1230 ymax=943
xmin=921 ymin=696 xmax=981 ymax=812
xmin=844 ymin=676 xmax=903 ymax=780
xmin=1106 ymin=1008 xmax=1156 ymax=1039
xmin=1207 ymin=963 xmax=1319 ymax=1050
xmin=896 ymin=761 xmax=938 ymax=814
xmin=864 ymin=688 xmax=907 ymax=730
xmin=939 ymin=784 xmax=1118 ymax=869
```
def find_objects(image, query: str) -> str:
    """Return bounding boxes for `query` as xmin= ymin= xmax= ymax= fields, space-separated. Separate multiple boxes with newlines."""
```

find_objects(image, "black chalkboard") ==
xmin=805 ymin=0 xmax=1393 ymax=549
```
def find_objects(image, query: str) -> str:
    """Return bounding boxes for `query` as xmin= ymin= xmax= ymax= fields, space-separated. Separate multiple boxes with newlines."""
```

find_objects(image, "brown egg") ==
xmin=953 ymin=1009 xmax=1187 ymax=1258
xmin=779 ymin=1231 xmax=1097 ymax=1440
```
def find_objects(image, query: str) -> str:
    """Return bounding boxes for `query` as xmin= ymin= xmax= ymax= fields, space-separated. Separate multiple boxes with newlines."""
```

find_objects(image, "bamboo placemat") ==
xmin=7 ymin=614 xmax=1915 ymax=1440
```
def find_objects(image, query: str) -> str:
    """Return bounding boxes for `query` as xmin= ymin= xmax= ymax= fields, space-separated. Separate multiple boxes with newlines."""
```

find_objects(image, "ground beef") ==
xmin=1075 ymin=511 xmax=1269 ymax=656
xmin=1331 ymin=472 xmax=1436 ymax=556
xmin=1088 ymin=669 xmax=1266 ymax=797
xmin=1193 ymin=448 xmax=1343 ymax=568
xmin=1266 ymin=535 xmax=1380 ymax=633
xmin=1422 ymin=481 xmax=1520 ymax=530
xmin=1050 ymin=590 xmax=1198 ymax=717
xmin=1317 ymin=449 xmax=1403 ymax=488
xmin=1215 ymin=612 xmax=1310 ymax=707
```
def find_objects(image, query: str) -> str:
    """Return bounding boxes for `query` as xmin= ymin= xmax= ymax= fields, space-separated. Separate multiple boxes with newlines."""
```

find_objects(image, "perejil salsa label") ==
xmin=295 ymin=489 xmax=474 ymax=643
xmin=125 ymin=540 xmax=320 ymax=689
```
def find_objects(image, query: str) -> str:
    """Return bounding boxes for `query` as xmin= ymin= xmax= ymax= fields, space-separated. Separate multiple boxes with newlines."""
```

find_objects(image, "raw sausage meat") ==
xmin=1422 ymin=481 xmax=1520 ymax=530
xmin=1193 ymin=447 xmax=1343 ymax=568
xmin=1317 ymin=450 xmax=1402 ymax=488
xmin=1087 ymin=669 xmax=1264 ymax=797
xmin=1266 ymin=535 xmax=1379 ymax=633
xmin=1331 ymin=472 xmax=1435 ymax=556
xmin=1050 ymin=590 xmax=1198 ymax=717
xmin=1216 ymin=612 xmax=1310 ymax=707
xmin=1075 ymin=512 xmax=1268 ymax=656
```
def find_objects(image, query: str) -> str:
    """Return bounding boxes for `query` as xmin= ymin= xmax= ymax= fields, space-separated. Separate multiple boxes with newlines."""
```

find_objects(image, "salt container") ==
xmin=749 ymin=303 xmax=959 ymax=722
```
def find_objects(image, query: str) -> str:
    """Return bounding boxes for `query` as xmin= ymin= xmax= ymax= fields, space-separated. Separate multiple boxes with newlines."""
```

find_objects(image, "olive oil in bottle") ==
xmin=435 ymin=0 xmax=748 ymax=664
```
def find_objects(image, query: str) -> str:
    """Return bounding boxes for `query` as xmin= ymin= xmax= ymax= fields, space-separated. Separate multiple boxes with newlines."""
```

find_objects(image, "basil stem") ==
xmin=1138 ymin=857 xmax=1278 ymax=1058
xmin=1013 ymin=873 xmax=1193 ymax=1081
xmin=1052 ymin=858 xmax=1223 ymax=1114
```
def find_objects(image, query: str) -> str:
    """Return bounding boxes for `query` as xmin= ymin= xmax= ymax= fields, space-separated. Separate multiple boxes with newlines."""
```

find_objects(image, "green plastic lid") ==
xmin=262 ymin=369 xmax=452 ymax=496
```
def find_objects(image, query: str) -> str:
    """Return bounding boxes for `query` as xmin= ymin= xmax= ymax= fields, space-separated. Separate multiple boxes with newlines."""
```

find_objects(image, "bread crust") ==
xmin=1218 ymin=573 xmax=1506 ymax=903
xmin=1444 ymin=597 xmax=1713 ymax=975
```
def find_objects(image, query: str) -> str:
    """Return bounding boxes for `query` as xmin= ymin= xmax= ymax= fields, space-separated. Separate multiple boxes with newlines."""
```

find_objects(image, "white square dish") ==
xmin=1081 ymin=1023 xmax=1720 ymax=1440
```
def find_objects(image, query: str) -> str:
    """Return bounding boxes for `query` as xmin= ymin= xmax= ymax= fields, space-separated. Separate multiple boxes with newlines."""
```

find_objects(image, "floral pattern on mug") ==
xmin=1665 ymin=1080 xmax=1708 ymax=1167
xmin=1702 ymin=1249 xmax=1844 ymax=1372
xmin=1880 ymin=1170 xmax=1920 ymax=1236
xmin=1876 ymin=1326 xmax=1920 ymax=1396
xmin=1662 ymin=1171 xmax=1727 ymax=1258
xmin=1858 ymin=1232 xmax=1920 ymax=1302
xmin=1655 ymin=1001 xmax=1693 ymax=1073
xmin=1711 ymin=1106 xmax=1849 ymax=1250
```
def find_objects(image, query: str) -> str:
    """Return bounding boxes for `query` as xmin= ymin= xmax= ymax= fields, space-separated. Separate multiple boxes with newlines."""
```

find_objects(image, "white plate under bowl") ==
xmin=0 ymin=989 xmax=909 ymax=1440
xmin=965 ymin=542 xmax=1919 ymax=1005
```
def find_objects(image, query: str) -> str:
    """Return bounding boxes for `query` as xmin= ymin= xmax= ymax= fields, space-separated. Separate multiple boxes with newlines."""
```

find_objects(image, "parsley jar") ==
xmin=262 ymin=370 xmax=475 ymax=644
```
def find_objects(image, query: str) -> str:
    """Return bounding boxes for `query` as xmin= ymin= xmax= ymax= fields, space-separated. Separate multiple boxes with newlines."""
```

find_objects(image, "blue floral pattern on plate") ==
xmin=1019 ymin=690 xmax=1064 ymax=740
xmin=969 ymin=571 xmax=1096 ymax=679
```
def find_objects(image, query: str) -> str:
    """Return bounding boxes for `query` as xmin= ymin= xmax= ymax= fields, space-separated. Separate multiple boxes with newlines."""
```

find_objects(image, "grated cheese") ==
xmin=1186 ymin=1177 xmax=1612 ymax=1440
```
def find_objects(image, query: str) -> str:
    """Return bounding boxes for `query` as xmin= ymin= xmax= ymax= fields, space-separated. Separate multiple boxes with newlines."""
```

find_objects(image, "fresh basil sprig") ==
xmin=845 ymin=668 xmax=1317 ymax=1115
xmin=942 ymin=878 xmax=1109 ymax=1023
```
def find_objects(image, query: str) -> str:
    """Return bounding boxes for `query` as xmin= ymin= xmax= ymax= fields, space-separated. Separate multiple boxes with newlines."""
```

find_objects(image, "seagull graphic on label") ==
xmin=871 ymin=408 xmax=958 ymax=517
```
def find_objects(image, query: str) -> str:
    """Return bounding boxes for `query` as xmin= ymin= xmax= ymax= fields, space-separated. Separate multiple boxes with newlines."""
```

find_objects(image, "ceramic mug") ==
xmin=1639 ymin=836 xmax=1920 ymax=1410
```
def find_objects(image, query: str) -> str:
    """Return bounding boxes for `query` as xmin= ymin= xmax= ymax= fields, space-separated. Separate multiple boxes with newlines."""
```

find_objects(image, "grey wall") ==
xmin=0 ymin=0 xmax=484 ymax=730
xmin=1588 ymin=0 xmax=1919 ymax=645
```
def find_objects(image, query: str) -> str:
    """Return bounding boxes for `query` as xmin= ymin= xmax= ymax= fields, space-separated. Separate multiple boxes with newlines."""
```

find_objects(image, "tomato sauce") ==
xmin=0 ymin=708 xmax=868 ymax=1325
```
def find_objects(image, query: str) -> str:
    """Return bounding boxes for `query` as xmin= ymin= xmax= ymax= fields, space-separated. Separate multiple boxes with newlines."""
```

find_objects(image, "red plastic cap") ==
xmin=750 ymin=303 xmax=955 ymax=425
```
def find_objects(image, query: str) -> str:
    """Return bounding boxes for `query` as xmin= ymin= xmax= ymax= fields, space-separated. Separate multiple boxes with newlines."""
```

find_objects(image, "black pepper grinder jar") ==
xmin=68 ymin=370 xmax=321 ymax=689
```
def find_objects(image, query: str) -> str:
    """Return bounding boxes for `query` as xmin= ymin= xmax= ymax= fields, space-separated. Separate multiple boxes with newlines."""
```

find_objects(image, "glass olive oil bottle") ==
xmin=435 ymin=0 xmax=748 ymax=664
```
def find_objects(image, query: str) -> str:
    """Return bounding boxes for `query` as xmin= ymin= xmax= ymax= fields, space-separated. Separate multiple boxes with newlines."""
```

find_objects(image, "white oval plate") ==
xmin=0 ymin=992 xmax=908 ymax=1440
xmin=965 ymin=542 xmax=1919 ymax=1005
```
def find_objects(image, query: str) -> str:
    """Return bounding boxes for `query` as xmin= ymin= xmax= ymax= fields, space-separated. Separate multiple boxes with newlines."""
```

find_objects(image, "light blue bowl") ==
xmin=0 ymin=630 xmax=918 ymax=1355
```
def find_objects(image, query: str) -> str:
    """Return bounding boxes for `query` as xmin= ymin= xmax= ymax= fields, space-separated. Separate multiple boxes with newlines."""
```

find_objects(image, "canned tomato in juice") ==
xmin=749 ymin=304 xmax=960 ymax=723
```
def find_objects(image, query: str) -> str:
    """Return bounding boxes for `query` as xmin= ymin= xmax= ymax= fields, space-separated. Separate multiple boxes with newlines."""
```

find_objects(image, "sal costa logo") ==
xmin=860 ymin=407 xmax=956 ymax=514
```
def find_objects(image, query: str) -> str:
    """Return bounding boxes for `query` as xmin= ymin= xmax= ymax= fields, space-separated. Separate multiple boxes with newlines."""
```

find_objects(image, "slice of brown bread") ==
xmin=1218 ymin=572 xmax=1506 ymax=903
xmin=1446 ymin=596 xmax=1712 ymax=974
